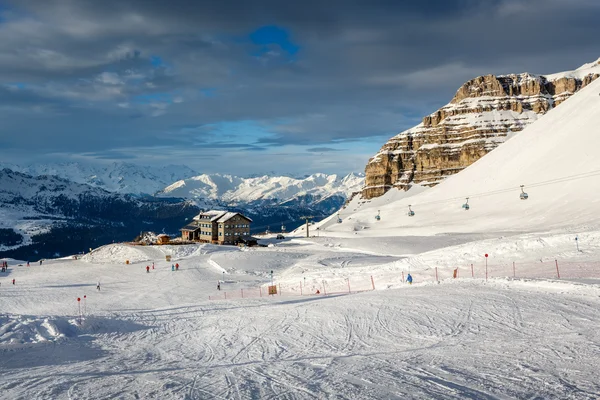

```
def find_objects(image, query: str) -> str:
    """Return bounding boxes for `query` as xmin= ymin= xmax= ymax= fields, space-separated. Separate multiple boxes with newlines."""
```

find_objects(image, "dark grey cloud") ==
xmin=0 ymin=0 xmax=599 ymax=175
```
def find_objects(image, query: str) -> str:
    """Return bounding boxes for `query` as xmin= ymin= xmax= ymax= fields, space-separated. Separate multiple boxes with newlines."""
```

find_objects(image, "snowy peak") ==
xmin=0 ymin=162 xmax=199 ymax=195
xmin=157 ymin=172 xmax=364 ymax=204
xmin=363 ymin=58 xmax=600 ymax=199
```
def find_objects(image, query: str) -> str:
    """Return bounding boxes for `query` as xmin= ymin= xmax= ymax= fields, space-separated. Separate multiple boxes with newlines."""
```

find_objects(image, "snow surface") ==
xmin=2 ymin=235 xmax=600 ymax=399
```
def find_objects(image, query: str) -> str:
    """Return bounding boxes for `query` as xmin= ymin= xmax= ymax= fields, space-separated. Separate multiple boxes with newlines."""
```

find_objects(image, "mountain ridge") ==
xmin=362 ymin=58 xmax=600 ymax=199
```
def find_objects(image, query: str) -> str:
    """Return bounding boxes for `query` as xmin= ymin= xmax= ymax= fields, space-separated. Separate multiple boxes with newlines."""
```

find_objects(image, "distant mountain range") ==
xmin=0 ymin=168 xmax=197 ymax=259
xmin=0 ymin=162 xmax=199 ymax=195
xmin=0 ymin=163 xmax=365 ymax=258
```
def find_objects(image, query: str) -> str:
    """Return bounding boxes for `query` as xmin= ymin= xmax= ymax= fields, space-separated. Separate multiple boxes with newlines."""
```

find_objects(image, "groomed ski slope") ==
xmin=1 ymin=237 xmax=600 ymax=399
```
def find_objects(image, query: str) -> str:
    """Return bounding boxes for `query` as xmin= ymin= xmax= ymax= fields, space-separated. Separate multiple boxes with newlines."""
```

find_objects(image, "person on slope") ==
xmin=406 ymin=273 xmax=413 ymax=285
xmin=171 ymin=264 xmax=175 ymax=271
xmin=97 ymin=282 xmax=101 ymax=291
xmin=217 ymin=282 xmax=221 ymax=291
xmin=146 ymin=266 xmax=150 ymax=273
xmin=175 ymin=263 xmax=179 ymax=271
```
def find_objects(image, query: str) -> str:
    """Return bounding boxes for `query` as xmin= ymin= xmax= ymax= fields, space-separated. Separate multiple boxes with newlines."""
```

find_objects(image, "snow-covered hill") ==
xmin=0 ymin=162 xmax=199 ymax=195
xmin=157 ymin=172 xmax=364 ymax=205
xmin=313 ymin=75 xmax=600 ymax=237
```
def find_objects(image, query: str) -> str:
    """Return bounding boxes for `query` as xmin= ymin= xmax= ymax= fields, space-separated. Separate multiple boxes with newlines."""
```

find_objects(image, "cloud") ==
xmin=0 ymin=0 xmax=599 ymax=176
xmin=307 ymin=147 xmax=340 ymax=153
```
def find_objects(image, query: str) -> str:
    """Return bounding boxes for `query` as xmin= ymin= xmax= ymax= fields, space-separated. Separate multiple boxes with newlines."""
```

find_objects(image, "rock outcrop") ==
xmin=363 ymin=59 xmax=600 ymax=199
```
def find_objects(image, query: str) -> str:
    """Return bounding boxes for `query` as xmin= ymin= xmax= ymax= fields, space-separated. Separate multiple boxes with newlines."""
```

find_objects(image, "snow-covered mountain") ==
xmin=158 ymin=172 xmax=364 ymax=205
xmin=0 ymin=168 xmax=198 ymax=258
xmin=313 ymin=74 xmax=600 ymax=236
xmin=0 ymin=162 xmax=199 ymax=195
xmin=363 ymin=57 xmax=600 ymax=198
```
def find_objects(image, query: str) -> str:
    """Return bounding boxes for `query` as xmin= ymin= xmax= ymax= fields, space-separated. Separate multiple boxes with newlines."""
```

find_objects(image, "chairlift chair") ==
xmin=520 ymin=185 xmax=529 ymax=200
xmin=462 ymin=197 xmax=470 ymax=210
xmin=407 ymin=205 xmax=415 ymax=217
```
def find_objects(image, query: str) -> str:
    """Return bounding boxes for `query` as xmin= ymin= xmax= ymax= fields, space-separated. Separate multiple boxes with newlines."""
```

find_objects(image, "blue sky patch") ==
xmin=249 ymin=25 xmax=300 ymax=56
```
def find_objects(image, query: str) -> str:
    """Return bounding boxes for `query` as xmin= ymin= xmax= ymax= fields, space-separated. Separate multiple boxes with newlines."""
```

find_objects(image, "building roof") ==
xmin=193 ymin=210 xmax=229 ymax=222
xmin=216 ymin=212 xmax=253 ymax=223
xmin=191 ymin=210 xmax=253 ymax=224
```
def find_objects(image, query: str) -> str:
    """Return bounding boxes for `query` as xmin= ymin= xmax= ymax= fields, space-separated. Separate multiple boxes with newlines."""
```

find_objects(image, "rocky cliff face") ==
xmin=363 ymin=59 xmax=600 ymax=199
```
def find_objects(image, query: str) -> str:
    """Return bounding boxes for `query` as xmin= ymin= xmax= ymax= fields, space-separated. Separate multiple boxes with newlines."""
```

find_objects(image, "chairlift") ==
xmin=462 ymin=197 xmax=470 ymax=210
xmin=520 ymin=185 xmax=529 ymax=200
xmin=375 ymin=210 xmax=381 ymax=221
xmin=407 ymin=205 xmax=415 ymax=217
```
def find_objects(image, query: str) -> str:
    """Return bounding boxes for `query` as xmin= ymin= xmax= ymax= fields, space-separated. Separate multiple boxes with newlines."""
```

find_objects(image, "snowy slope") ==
xmin=158 ymin=172 xmax=364 ymax=204
xmin=2 ymin=239 xmax=600 ymax=399
xmin=318 ymin=77 xmax=600 ymax=236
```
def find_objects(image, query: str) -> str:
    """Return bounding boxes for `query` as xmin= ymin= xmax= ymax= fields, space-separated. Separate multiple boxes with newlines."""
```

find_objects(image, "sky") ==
xmin=0 ymin=0 xmax=599 ymax=177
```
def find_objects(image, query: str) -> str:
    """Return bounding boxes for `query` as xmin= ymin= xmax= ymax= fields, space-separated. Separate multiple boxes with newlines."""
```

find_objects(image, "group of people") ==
xmin=145 ymin=262 xmax=180 ymax=273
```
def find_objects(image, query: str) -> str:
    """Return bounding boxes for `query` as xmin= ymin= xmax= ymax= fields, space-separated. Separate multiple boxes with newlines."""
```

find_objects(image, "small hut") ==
xmin=157 ymin=234 xmax=170 ymax=245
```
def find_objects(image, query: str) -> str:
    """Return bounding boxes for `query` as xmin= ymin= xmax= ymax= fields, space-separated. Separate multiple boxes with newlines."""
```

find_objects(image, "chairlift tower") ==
xmin=300 ymin=216 xmax=314 ymax=238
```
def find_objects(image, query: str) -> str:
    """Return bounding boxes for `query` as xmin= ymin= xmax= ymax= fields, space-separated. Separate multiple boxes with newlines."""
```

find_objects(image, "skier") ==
xmin=152 ymin=262 xmax=155 ymax=270
xmin=406 ymin=273 xmax=413 ymax=285
xmin=96 ymin=282 xmax=101 ymax=291
xmin=171 ymin=264 xmax=175 ymax=271
xmin=217 ymin=282 xmax=221 ymax=291
xmin=146 ymin=266 xmax=150 ymax=273
xmin=175 ymin=263 xmax=179 ymax=271
xmin=316 ymin=289 xmax=320 ymax=294
xmin=39 ymin=259 xmax=43 ymax=265
xmin=27 ymin=261 xmax=30 ymax=267
xmin=12 ymin=279 xmax=15 ymax=285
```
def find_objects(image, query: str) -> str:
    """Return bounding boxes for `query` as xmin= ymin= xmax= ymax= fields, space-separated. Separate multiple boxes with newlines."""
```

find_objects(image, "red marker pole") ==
xmin=371 ymin=275 xmax=375 ymax=290
xmin=435 ymin=267 xmax=438 ymax=282
xmin=77 ymin=297 xmax=81 ymax=324
xmin=471 ymin=263 xmax=474 ymax=278
xmin=485 ymin=254 xmax=488 ymax=281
